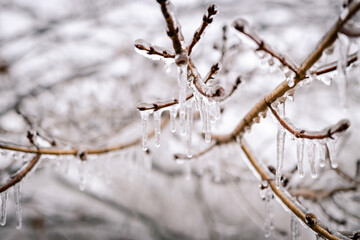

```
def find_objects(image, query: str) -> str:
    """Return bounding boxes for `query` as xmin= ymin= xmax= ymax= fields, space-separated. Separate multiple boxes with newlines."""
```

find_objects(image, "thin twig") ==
xmin=0 ymin=154 xmax=41 ymax=193
xmin=240 ymin=141 xmax=350 ymax=240
xmin=314 ymin=53 xmax=357 ymax=76
xmin=0 ymin=116 xmax=169 ymax=156
xmin=187 ymin=4 xmax=218 ymax=56
xmin=268 ymin=104 xmax=350 ymax=140
xmin=134 ymin=43 xmax=175 ymax=58
xmin=157 ymin=0 xmax=184 ymax=55
xmin=174 ymin=143 xmax=216 ymax=160
xmin=233 ymin=20 xmax=298 ymax=73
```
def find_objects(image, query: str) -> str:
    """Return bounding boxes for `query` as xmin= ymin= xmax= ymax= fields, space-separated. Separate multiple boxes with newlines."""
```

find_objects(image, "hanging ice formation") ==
xmin=275 ymin=102 xmax=286 ymax=189
xmin=0 ymin=190 xmax=8 ymax=226
xmin=14 ymin=183 xmax=22 ymax=229
xmin=264 ymin=187 xmax=274 ymax=238
xmin=337 ymin=33 xmax=350 ymax=108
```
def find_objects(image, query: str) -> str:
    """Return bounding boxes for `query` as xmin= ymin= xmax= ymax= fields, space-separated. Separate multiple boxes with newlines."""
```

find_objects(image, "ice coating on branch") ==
xmin=285 ymin=69 xmax=296 ymax=87
xmin=134 ymin=39 xmax=175 ymax=61
xmin=275 ymin=102 xmax=285 ymax=188
xmin=154 ymin=111 xmax=161 ymax=147
xmin=291 ymin=214 xmax=300 ymax=240
xmin=186 ymin=100 xmax=194 ymax=158
xmin=178 ymin=65 xmax=188 ymax=136
xmin=170 ymin=105 xmax=177 ymax=133
xmin=259 ymin=180 xmax=268 ymax=200
xmin=264 ymin=188 xmax=274 ymax=238
xmin=296 ymin=138 xmax=305 ymax=178
xmin=140 ymin=111 xmax=149 ymax=151
xmin=14 ymin=183 xmax=22 ymax=229
xmin=307 ymin=140 xmax=317 ymax=178
xmin=0 ymin=190 xmax=8 ymax=226
xmin=337 ymin=33 xmax=349 ymax=108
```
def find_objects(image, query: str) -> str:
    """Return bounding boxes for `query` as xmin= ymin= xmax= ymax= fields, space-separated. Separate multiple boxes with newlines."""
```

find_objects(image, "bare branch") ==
xmin=187 ymin=4 xmax=218 ymax=56
xmin=268 ymin=104 xmax=350 ymax=140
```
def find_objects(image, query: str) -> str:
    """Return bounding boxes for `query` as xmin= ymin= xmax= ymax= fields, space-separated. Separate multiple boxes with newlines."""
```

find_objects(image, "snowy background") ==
xmin=0 ymin=0 xmax=359 ymax=239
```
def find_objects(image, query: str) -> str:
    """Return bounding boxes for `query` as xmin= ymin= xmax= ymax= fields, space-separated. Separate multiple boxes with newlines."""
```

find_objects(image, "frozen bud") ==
xmin=77 ymin=150 xmax=87 ymax=161
xmin=212 ymin=85 xmax=225 ymax=99
xmin=233 ymin=18 xmax=249 ymax=33
xmin=175 ymin=51 xmax=188 ymax=66
xmin=305 ymin=213 xmax=317 ymax=228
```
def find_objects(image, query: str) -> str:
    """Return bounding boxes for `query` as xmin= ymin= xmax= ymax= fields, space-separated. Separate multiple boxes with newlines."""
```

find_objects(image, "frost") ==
xmin=0 ymin=190 xmax=8 ymax=226
xmin=154 ymin=111 xmax=161 ymax=147
xmin=337 ymin=34 xmax=350 ymax=108
xmin=296 ymin=138 xmax=305 ymax=178
xmin=291 ymin=214 xmax=300 ymax=240
xmin=140 ymin=111 xmax=149 ymax=151
xmin=259 ymin=180 xmax=268 ymax=200
xmin=14 ymin=183 xmax=22 ymax=229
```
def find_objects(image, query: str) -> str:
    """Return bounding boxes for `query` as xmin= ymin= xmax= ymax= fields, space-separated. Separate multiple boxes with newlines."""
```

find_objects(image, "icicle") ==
xmin=14 ymin=183 xmax=22 ymax=229
xmin=296 ymin=138 xmax=305 ymax=178
xmin=276 ymin=126 xmax=285 ymax=188
xmin=264 ymin=188 xmax=274 ymax=238
xmin=178 ymin=65 xmax=188 ymax=136
xmin=202 ymin=99 xmax=212 ymax=143
xmin=154 ymin=111 xmax=161 ymax=147
xmin=170 ymin=106 xmax=177 ymax=133
xmin=275 ymin=102 xmax=286 ymax=188
xmin=140 ymin=111 xmax=149 ymax=151
xmin=0 ymin=190 xmax=8 ymax=226
xmin=79 ymin=160 xmax=86 ymax=191
xmin=291 ymin=214 xmax=300 ymax=240
xmin=316 ymin=140 xmax=326 ymax=168
xmin=186 ymin=100 xmax=194 ymax=158
xmin=307 ymin=140 xmax=317 ymax=178
xmin=326 ymin=139 xmax=338 ymax=168
xmin=337 ymin=33 xmax=350 ymax=108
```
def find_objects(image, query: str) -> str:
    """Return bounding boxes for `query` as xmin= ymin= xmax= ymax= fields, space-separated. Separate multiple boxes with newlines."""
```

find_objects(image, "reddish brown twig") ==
xmin=134 ymin=43 xmax=175 ymax=58
xmin=233 ymin=19 xmax=298 ymax=74
xmin=187 ymin=4 xmax=218 ymax=56
xmin=241 ymin=141 xmax=349 ymax=240
xmin=0 ymin=154 xmax=41 ymax=193
xmin=313 ymin=53 xmax=357 ymax=76
xmin=0 ymin=116 xmax=169 ymax=156
xmin=156 ymin=0 xmax=184 ymax=55
xmin=268 ymin=104 xmax=350 ymax=140
xmin=174 ymin=143 xmax=216 ymax=160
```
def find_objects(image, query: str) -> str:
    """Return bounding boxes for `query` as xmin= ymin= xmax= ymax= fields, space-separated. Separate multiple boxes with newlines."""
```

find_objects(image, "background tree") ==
xmin=0 ymin=0 xmax=359 ymax=239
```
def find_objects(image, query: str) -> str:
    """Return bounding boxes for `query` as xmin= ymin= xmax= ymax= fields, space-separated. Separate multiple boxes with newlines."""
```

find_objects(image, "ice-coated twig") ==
xmin=268 ymin=104 xmax=350 ymax=140
xmin=233 ymin=18 xmax=298 ymax=74
xmin=156 ymin=0 xmax=184 ymax=55
xmin=134 ymin=39 xmax=175 ymax=59
xmin=187 ymin=4 xmax=218 ymax=56
xmin=0 ymin=115 xmax=170 ymax=156
xmin=240 ymin=141 xmax=352 ymax=240
xmin=174 ymin=143 xmax=216 ymax=160
xmin=0 ymin=154 xmax=41 ymax=194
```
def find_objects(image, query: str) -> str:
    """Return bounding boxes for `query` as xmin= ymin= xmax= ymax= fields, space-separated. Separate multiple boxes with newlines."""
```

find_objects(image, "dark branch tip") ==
xmin=305 ymin=213 xmax=317 ymax=228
